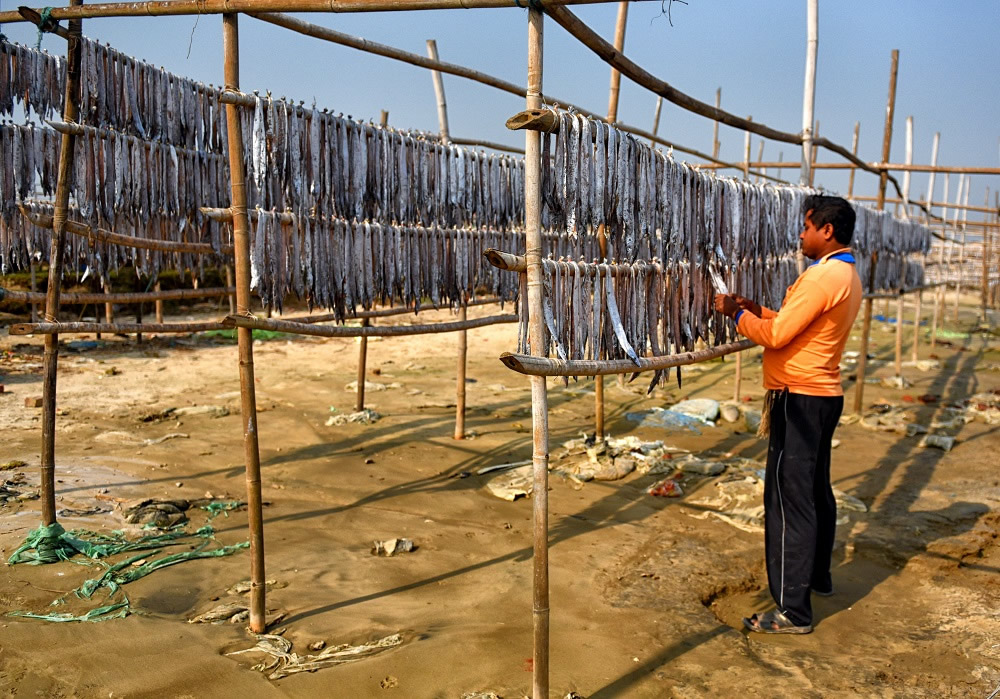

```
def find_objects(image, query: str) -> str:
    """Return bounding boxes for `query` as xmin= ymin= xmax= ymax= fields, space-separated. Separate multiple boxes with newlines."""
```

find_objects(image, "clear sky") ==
xmin=4 ymin=1 xmax=998 ymax=223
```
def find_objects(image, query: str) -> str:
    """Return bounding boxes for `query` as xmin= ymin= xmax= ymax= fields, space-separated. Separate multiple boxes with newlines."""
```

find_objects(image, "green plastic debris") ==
xmin=9 ymin=601 xmax=130 ymax=623
xmin=201 ymin=501 xmax=245 ymax=519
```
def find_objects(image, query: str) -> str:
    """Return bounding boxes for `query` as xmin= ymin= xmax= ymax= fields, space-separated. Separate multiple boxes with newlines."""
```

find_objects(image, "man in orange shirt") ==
xmin=714 ymin=194 xmax=862 ymax=634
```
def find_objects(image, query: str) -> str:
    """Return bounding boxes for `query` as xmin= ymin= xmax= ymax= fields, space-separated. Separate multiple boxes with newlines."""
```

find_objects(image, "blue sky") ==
xmin=4 ymin=1 xmax=998 ymax=221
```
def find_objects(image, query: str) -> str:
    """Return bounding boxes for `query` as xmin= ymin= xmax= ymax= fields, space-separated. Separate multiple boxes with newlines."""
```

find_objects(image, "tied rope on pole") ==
xmin=34 ymin=6 xmax=55 ymax=48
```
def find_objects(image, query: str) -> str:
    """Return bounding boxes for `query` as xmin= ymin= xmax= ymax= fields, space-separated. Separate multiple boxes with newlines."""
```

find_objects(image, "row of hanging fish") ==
xmin=0 ymin=37 xmax=228 ymax=153
xmin=515 ymin=252 xmax=799 ymax=373
xmin=247 ymin=211 xmax=520 ymax=315
xmin=240 ymin=96 xmax=525 ymax=230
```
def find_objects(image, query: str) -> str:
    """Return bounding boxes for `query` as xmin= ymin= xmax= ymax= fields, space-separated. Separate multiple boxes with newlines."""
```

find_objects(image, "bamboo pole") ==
xmin=0 ymin=287 xmax=236 ymax=305
xmin=898 ymin=116 xmax=913 ymax=219
xmin=853 ymin=49 xmax=898 ymax=415
xmin=29 ymin=262 xmax=39 ymax=323
xmin=755 ymin=139 xmax=765 ymax=183
xmin=522 ymin=9 xmax=550 ymax=696
xmin=10 ymin=321 xmax=230 ymax=336
xmin=606 ymin=1 xmax=628 ymax=122
xmin=38 ymin=0 xmax=84 ymax=528
xmin=501 ymin=340 xmax=757 ymax=377
xmin=983 ymin=188 xmax=991 ymax=321
xmin=225 ymin=313 xmax=517 ymax=337
xmin=650 ymin=96 xmax=663 ymax=146
xmin=800 ymin=0 xmax=817 ymax=187
xmin=733 ymin=121 xmax=753 ymax=401
xmin=281 ymin=297 xmax=507 ymax=324
xmin=0 ymin=0 xmax=627 ymax=23
xmin=222 ymin=13 xmax=266 ymax=636
xmin=894 ymin=293 xmax=903 ymax=377
xmin=695 ymin=161 xmax=1000 ymax=177
xmin=224 ymin=265 xmax=237 ymax=314
xmin=954 ymin=175 xmax=969 ymax=322
xmin=20 ymin=206 xmax=234 ymax=255
xmin=847 ymin=122 xmax=860 ymax=198
xmin=913 ymin=132 xmax=939 ymax=360
xmin=711 ymin=88 xmax=721 ymax=159
xmin=103 ymin=278 xmax=114 ymax=325
xmin=154 ymin=282 xmax=164 ymax=323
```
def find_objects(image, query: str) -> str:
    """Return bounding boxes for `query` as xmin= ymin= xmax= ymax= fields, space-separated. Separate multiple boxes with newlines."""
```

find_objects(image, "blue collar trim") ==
xmin=810 ymin=251 xmax=855 ymax=266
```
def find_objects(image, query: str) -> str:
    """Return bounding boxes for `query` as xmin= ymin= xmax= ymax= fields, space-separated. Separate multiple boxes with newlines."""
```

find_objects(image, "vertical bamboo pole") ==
xmin=898 ymin=116 xmax=913 ymax=218
xmin=103 ymin=277 xmax=113 ymax=324
xmin=808 ymin=119 xmax=819 ymax=187
xmin=29 ymin=261 xmax=39 ymax=322
xmin=649 ymin=96 xmax=663 ymax=146
xmin=594 ymin=229 xmax=605 ymax=439
xmin=39 ymin=0 xmax=84 ymax=527
xmin=982 ymin=188 xmax=990 ymax=321
xmin=426 ymin=39 xmax=466 ymax=440
xmin=225 ymin=264 xmax=236 ymax=314
xmin=222 ymin=13 xmax=266 ymax=635
xmin=524 ymin=9 xmax=549 ymax=696
xmin=952 ymin=175 xmax=966 ymax=322
xmin=732 ymin=119 xmax=753 ymax=401
xmin=954 ymin=175 xmax=969 ymax=322
xmin=154 ymin=281 xmax=164 ymax=323
xmin=893 ymin=116 xmax=914 ymax=376
xmin=893 ymin=293 xmax=903 ymax=377
xmin=853 ymin=49 xmax=898 ymax=415
xmin=800 ymin=0 xmax=818 ymax=187
xmin=606 ymin=1 xmax=628 ymax=123
xmin=712 ymin=88 xmax=721 ymax=159
xmin=921 ymin=132 xmax=940 ymax=352
xmin=755 ymin=139 xmax=765 ymax=183
xmin=847 ymin=122 xmax=860 ymax=198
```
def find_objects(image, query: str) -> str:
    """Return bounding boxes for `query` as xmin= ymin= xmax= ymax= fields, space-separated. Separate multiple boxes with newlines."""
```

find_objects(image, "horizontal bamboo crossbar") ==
xmin=0 ymin=286 xmax=235 ymax=305
xmin=697 ymin=161 xmax=1000 ymax=176
xmin=225 ymin=312 xmax=518 ymax=338
xmin=20 ymin=207 xmax=234 ymax=256
xmin=46 ymin=120 xmax=228 ymax=162
xmin=9 ymin=321 xmax=230 ymax=335
xmin=0 ymin=0 xmax=628 ymax=23
xmin=283 ymin=296 xmax=508 ymax=324
xmin=499 ymin=339 xmax=757 ymax=377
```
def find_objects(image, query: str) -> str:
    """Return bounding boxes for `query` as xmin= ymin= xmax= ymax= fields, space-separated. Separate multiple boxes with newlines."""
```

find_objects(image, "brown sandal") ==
xmin=742 ymin=610 xmax=813 ymax=634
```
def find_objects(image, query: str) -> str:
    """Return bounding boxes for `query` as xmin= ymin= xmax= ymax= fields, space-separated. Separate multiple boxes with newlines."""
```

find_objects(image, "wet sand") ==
xmin=0 ymin=296 xmax=998 ymax=697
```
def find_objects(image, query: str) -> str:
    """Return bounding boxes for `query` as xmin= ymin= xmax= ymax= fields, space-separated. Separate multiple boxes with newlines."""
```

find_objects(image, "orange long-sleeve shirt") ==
xmin=736 ymin=249 xmax=862 ymax=396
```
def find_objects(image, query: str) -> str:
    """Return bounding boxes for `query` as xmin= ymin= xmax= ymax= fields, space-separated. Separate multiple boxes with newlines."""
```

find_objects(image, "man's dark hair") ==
xmin=803 ymin=194 xmax=856 ymax=245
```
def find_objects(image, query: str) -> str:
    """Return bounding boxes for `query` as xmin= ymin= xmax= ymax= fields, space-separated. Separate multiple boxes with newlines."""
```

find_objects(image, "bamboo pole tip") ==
xmin=9 ymin=324 xmax=34 ymax=336
xmin=499 ymin=352 xmax=523 ymax=372
xmin=505 ymin=109 xmax=558 ymax=132
xmin=483 ymin=248 xmax=509 ymax=270
xmin=221 ymin=316 xmax=239 ymax=328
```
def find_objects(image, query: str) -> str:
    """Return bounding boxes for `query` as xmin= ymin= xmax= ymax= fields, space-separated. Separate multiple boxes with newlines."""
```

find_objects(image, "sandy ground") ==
xmin=0 ymin=293 xmax=998 ymax=698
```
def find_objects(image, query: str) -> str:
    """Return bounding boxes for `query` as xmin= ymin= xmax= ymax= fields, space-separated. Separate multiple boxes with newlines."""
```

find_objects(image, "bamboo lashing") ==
xmin=225 ymin=313 xmax=517 ymax=337
xmin=501 ymin=339 xmax=756 ymax=377
xmin=221 ymin=13 xmax=267 ymax=636
xmin=39 ymin=0 xmax=84 ymax=529
xmin=853 ymin=50 xmax=898 ymax=415
xmin=9 ymin=321 xmax=231 ymax=336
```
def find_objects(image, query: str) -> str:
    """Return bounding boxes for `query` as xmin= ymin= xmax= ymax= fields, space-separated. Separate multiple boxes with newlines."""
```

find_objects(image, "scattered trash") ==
xmin=831 ymin=439 xmax=841 ymax=449
xmin=1 ymin=459 xmax=27 ymax=470
xmin=485 ymin=464 xmax=533 ymax=501
xmin=309 ymin=641 xmax=327 ymax=651
xmin=103 ymin=366 xmax=122 ymax=376
xmin=461 ymin=693 xmax=502 ymax=699
xmin=902 ymin=359 xmax=940 ymax=372
xmin=343 ymin=380 xmax=402 ymax=392
xmin=65 ymin=340 xmax=99 ymax=352
xmin=477 ymin=460 xmax=532 ymax=476
xmin=325 ymin=408 xmax=381 ymax=426
xmin=143 ymin=433 xmax=189 ymax=446
xmin=57 ymin=505 xmax=112 ymax=517
xmin=719 ymin=403 xmax=741 ymax=423
xmin=919 ymin=434 xmax=956 ymax=452
xmin=228 ymin=633 xmax=403 ymax=680
xmin=674 ymin=454 xmax=726 ymax=476
xmin=553 ymin=435 xmax=688 ymax=481
xmin=625 ymin=407 xmax=703 ymax=433
xmin=880 ymin=375 xmax=911 ymax=389
xmin=123 ymin=499 xmax=189 ymax=528
xmin=24 ymin=396 xmax=43 ymax=408
xmin=372 ymin=538 xmax=416 ymax=556
xmin=227 ymin=579 xmax=279 ymax=596
xmin=648 ymin=477 xmax=683 ymax=497
xmin=667 ymin=398 xmax=720 ymax=424
xmin=172 ymin=405 xmax=230 ymax=418
xmin=188 ymin=602 xmax=249 ymax=624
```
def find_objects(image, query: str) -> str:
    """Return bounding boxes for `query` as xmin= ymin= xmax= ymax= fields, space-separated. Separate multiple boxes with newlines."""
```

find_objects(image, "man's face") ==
xmin=800 ymin=210 xmax=832 ymax=260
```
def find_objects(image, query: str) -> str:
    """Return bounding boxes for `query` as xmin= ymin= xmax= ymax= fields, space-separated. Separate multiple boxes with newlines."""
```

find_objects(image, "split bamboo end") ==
xmin=506 ymin=109 xmax=559 ymax=133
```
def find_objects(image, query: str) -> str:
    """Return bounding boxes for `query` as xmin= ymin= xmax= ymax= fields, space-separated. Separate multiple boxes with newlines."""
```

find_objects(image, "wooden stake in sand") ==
xmin=853 ymin=49 xmax=898 ymax=415
xmin=221 ymin=13 xmax=267 ymax=635
xmin=38 ymin=0 xmax=84 ymax=528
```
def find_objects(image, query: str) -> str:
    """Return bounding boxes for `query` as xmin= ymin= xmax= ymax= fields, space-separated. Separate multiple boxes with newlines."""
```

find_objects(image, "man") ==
xmin=714 ymin=194 xmax=862 ymax=634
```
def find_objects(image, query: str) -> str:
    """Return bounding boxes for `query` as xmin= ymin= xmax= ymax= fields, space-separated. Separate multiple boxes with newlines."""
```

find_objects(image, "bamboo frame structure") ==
xmin=221 ymin=13 xmax=267 ymax=635
xmin=500 ymin=339 xmax=757 ymax=377
xmin=0 ymin=0 xmax=625 ymax=23
xmin=21 ymin=207 xmax=234 ymax=256
xmin=39 ymin=0 xmax=84 ymax=528
xmin=853 ymin=50 xmax=898 ymax=415
xmin=9 ymin=321 xmax=230 ymax=335
xmin=1 ymin=287 xmax=236 ymax=305
xmin=606 ymin=2 xmax=628 ymax=123
xmin=800 ymin=0 xmax=817 ymax=187
xmin=225 ymin=313 xmax=517 ymax=337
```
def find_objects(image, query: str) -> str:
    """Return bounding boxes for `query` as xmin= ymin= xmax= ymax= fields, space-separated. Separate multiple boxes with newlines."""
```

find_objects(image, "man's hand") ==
xmin=714 ymin=294 xmax=740 ymax=319
xmin=733 ymin=295 xmax=762 ymax=318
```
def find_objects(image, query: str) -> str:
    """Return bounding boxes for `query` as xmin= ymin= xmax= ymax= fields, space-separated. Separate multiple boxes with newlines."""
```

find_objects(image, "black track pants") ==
xmin=764 ymin=390 xmax=843 ymax=627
